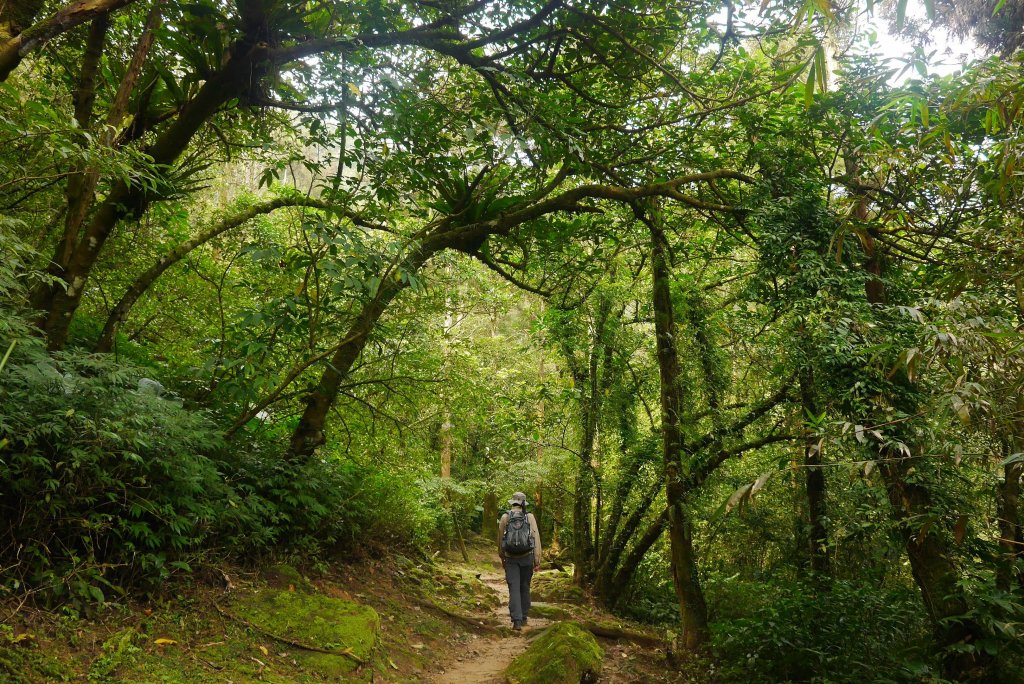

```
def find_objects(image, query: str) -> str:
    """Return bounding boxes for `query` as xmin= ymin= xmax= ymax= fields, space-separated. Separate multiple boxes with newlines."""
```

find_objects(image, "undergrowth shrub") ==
xmin=711 ymin=578 xmax=933 ymax=683
xmin=215 ymin=443 xmax=433 ymax=559
xmin=0 ymin=355 xmax=433 ymax=607
xmin=0 ymin=230 xmax=430 ymax=608
xmin=0 ymin=350 xmax=228 ymax=606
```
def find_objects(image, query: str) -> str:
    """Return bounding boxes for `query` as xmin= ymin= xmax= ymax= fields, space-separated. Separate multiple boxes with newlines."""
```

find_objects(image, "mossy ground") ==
xmin=504 ymin=621 xmax=603 ymax=684
xmin=230 ymin=588 xmax=379 ymax=674
xmin=3 ymin=546 xmax=687 ymax=683
xmin=0 ymin=555 xmax=493 ymax=683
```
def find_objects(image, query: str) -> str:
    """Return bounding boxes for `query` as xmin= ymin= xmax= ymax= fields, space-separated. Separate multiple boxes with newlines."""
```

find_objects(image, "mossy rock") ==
xmin=504 ymin=622 xmax=603 ymax=684
xmin=528 ymin=602 xmax=572 ymax=620
xmin=530 ymin=576 xmax=585 ymax=604
xmin=0 ymin=642 xmax=74 ymax=683
xmin=230 ymin=589 xmax=379 ymax=677
xmin=264 ymin=563 xmax=314 ymax=592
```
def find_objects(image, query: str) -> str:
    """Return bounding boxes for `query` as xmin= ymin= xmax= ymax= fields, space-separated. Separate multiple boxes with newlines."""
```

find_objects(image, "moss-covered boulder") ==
xmin=263 ymin=563 xmax=309 ymax=589
xmin=528 ymin=602 xmax=573 ymax=620
xmin=530 ymin=576 xmax=585 ymax=604
xmin=505 ymin=622 xmax=603 ymax=684
xmin=231 ymin=589 xmax=379 ymax=676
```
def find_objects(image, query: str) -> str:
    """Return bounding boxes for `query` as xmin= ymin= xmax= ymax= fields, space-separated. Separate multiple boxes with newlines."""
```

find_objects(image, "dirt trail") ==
xmin=430 ymin=569 xmax=550 ymax=684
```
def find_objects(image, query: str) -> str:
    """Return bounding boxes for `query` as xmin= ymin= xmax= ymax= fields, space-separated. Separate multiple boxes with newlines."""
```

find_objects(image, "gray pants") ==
xmin=503 ymin=554 xmax=534 ymax=623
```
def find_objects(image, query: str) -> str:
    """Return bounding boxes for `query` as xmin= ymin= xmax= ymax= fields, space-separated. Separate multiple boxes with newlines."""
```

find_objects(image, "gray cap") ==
xmin=508 ymin=492 xmax=527 ymax=507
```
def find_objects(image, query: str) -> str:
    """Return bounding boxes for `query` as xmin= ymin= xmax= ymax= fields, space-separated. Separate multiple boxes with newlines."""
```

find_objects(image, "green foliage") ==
xmin=0 ymin=349 xmax=228 ymax=604
xmin=220 ymin=443 xmax=436 ymax=557
xmin=711 ymin=579 xmax=934 ymax=683
xmin=946 ymin=573 xmax=1024 ymax=663
xmin=88 ymin=628 xmax=141 ymax=683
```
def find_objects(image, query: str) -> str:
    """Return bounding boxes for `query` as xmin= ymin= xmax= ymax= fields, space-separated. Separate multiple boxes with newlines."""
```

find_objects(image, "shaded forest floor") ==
xmin=0 ymin=535 xmax=701 ymax=683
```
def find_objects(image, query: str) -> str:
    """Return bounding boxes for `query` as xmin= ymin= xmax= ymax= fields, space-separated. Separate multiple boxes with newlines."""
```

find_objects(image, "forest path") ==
xmin=430 ymin=565 xmax=551 ymax=684
xmin=419 ymin=534 xmax=682 ymax=683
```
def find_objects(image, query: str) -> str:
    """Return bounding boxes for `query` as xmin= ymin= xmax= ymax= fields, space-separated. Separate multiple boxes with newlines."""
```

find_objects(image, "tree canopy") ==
xmin=1 ymin=0 xmax=1023 ymax=681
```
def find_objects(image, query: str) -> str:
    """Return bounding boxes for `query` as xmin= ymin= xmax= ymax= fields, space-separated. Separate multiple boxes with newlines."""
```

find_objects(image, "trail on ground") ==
xmin=431 ymin=569 xmax=551 ymax=684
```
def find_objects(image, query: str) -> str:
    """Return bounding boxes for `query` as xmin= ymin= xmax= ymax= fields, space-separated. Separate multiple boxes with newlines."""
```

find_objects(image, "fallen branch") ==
xmin=578 ymin=621 xmax=666 ymax=648
xmin=405 ymin=594 xmax=502 ymax=632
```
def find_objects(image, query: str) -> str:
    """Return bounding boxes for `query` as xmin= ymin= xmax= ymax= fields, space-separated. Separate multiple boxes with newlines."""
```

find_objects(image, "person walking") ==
xmin=497 ymin=491 xmax=542 ymax=631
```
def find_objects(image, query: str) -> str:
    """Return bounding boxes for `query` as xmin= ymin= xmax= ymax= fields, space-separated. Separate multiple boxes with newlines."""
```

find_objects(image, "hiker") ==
xmin=497 ymin=491 xmax=542 ymax=631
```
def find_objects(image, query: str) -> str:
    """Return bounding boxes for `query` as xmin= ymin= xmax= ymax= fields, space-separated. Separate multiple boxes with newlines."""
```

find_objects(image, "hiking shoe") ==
xmin=521 ymin=617 xmax=528 ymax=626
xmin=512 ymin=621 xmax=523 ymax=631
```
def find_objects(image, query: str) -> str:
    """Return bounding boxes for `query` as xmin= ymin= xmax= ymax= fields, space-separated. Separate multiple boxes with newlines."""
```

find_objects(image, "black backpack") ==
xmin=502 ymin=507 xmax=534 ymax=555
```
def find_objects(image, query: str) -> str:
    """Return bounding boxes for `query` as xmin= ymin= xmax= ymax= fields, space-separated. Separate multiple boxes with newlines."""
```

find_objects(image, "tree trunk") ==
xmin=878 ymin=455 xmax=981 ymax=665
xmin=57 ymin=0 xmax=161 ymax=269
xmin=996 ymin=444 xmax=1022 ymax=591
xmin=594 ymin=450 xmax=656 ymax=598
xmin=572 ymin=425 xmax=595 ymax=583
xmin=482 ymin=490 xmax=498 ymax=541
xmin=595 ymin=449 xmax=642 ymax=584
xmin=34 ymin=39 xmax=268 ymax=349
xmin=800 ymin=365 xmax=830 ymax=578
xmin=605 ymin=507 xmax=669 ymax=606
xmin=452 ymin=510 xmax=469 ymax=562
xmin=56 ymin=14 xmax=108 ymax=268
xmin=0 ymin=0 xmax=136 ymax=81
xmin=0 ymin=0 xmax=46 ymax=40
xmin=648 ymin=206 xmax=709 ymax=649
xmin=856 ymin=195 xmax=988 ymax=677
xmin=567 ymin=342 xmax=597 ymax=584
xmin=287 ymin=244 xmax=438 ymax=459
xmin=535 ymin=312 xmax=546 ymax=528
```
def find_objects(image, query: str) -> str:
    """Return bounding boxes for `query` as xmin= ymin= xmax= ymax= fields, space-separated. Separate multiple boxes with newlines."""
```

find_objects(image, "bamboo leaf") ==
xmin=815 ymin=47 xmax=828 ymax=92
xmin=1002 ymin=452 xmax=1024 ymax=466
xmin=804 ymin=61 xmax=816 ymax=108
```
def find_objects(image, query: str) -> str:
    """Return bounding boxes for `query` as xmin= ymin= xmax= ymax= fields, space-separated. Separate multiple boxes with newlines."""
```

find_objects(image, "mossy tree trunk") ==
xmin=287 ymin=242 xmax=439 ymax=459
xmin=996 ymin=439 xmax=1022 ymax=591
xmin=482 ymin=490 xmax=498 ymax=542
xmin=647 ymin=204 xmax=710 ymax=649
xmin=800 ymin=365 xmax=830 ymax=578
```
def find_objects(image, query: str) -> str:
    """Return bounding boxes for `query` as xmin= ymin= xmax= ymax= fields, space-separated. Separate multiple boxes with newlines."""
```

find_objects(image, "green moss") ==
xmin=505 ymin=622 xmax=603 ymax=684
xmin=0 ymin=642 xmax=74 ymax=684
xmin=231 ymin=589 xmax=379 ymax=676
xmin=531 ymin=576 xmax=585 ymax=604
xmin=264 ymin=563 xmax=313 ymax=592
xmin=528 ymin=602 xmax=573 ymax=620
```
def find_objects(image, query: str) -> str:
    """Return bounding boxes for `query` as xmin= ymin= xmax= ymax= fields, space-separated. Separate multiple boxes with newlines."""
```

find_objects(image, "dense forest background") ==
xmin=1 ymin=0 xmax=1022 ymax=680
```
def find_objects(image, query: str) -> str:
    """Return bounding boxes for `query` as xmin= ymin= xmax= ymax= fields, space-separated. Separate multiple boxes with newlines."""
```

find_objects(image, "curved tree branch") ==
xmin=95 ymin=196 xmax=384 ymax=352
xmin=0 ymin=0 xmax=136 ymax=81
